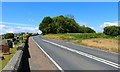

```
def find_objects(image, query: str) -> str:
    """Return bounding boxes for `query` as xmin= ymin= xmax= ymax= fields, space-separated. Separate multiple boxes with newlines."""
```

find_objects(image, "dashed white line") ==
xmin=32 ymin=37 xmax=64 ymax=72
xmin=42 ymin=39 xmax=120 ymax=69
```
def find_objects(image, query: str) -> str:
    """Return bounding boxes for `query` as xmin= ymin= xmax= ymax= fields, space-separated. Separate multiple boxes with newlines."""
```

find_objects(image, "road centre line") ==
xmin=32 ymin=37 xmax=64 ymax=72
xmin=42 ymin=39 xmax=120 ymax=69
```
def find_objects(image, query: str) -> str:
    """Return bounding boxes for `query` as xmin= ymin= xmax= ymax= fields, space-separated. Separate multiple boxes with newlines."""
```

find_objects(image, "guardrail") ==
xmin=2 ymin=40 xmax=27 ymax=72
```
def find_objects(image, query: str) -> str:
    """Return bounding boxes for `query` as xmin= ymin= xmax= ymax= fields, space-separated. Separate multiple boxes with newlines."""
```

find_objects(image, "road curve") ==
xmin=32 ymin=36 xmax=119 ymax=71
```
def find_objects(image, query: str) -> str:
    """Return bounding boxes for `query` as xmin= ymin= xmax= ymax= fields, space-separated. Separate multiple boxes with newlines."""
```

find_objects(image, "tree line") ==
xmin=39 ymin=15 xmax=96 ymax=35
xmin=3 ymin=15 xmax=119 ymax=38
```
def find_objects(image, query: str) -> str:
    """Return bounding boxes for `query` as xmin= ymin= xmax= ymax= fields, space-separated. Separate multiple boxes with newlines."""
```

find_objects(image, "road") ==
xmin=32 ymin=36 xmax=119 ymax=71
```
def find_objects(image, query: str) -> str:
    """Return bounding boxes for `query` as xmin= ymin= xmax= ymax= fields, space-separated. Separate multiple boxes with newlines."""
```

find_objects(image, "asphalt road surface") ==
xmin=32 ymin=36 xmax=119 ymax=71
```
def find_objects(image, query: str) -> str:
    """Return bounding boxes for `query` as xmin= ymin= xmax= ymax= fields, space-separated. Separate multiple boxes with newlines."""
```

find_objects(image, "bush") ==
xmin=23 ymin=33 xmax=31 ymax=40
xmin=39 ymin=15 xmax=96 ymax=34
xmin=103 ymin=26 xmax=120 ymax=36
xmin=4 ymin=33 xmax=14 ymax=39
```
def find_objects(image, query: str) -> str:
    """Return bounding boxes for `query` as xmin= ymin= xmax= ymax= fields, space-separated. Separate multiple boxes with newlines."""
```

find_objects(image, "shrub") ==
xmin=103 ymin=26 xmax=120 ymax=36
xmin=4 ymin=33 xmax=14 ymax=39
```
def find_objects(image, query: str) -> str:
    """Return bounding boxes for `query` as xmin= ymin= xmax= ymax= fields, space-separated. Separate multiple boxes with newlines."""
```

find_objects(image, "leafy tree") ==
xmin=42 ymin=16 xmax=53 ymax=24
xmin=39 ymin=15 xmax=96 ymax=34
xmin=103 ymin=26 xmax=120 ymax=36
xmin=39 ymin=16 xmax=53 ymax=34
xmin=85 ymin=27 xmax=96 ymax=33
xmin=79 ymin=26 xmax=86 ymax=33
xmin=4 ymin=33 xmax=14 ymax=39
xmin=79 ymin=26 xmax=95 ymax=33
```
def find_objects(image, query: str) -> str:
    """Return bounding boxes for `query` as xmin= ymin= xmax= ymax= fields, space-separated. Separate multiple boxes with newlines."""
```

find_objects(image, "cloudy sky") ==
xmin=0 ymin=2 xmax=118 ymax=35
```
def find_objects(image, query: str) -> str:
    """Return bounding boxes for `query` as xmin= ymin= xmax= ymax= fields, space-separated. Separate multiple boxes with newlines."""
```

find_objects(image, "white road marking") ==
xmin=65 ymin=41 xmax=118 ymax=55
xmin=32 ymin=37 xmax=64 ymax=72
xmin=42 ymin=39 xmax=120 ymax=69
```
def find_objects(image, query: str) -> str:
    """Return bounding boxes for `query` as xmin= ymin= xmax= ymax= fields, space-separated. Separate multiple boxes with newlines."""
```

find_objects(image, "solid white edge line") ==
xmin=32 ymin=37 xmax=64 ymax=71
xmin=42 ymin=39 xmax=120 ymax=69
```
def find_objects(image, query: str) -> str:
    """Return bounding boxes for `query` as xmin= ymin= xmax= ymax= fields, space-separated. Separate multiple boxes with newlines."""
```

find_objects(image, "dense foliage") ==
xmin=4 ymin=33 xmax=14 ymax=39
xmin=103 ymin=26 xmax=120 ymax=36
xmin=79 ymin=26 xmax=95 ymax=33
xmin=39 ymin=15 xmax=95 ymax=35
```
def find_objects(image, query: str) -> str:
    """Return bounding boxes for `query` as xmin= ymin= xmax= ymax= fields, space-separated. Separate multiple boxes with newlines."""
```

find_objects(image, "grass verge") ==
xmin=43 ymin=33 xmax=119 ymax=53
xmin=78 ymin=38 xmax=119 ymax=53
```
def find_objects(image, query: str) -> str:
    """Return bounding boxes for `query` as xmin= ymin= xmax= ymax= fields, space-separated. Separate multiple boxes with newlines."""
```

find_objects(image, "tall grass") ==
xmin=43 ymin=33 xmax=120 ymax=40
xmin=63 ymin=33 xmax=119 ymax=40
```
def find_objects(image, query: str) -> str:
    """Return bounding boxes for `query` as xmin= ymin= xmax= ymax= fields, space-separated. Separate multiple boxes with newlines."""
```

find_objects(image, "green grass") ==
xmin=43 ymin=33 xmax=119 ymax=53
xmin=64 ymin=33 xmax=119 ymax=39
xmin=43 ymin=33 xmax=120 ymax=41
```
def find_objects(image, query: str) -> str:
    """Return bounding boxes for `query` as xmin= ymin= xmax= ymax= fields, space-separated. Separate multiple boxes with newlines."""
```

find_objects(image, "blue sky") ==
xmin=0 ymin=2 xmax=118 ymax=34
xmin=2 ymin=0 xmax=119 ymax=2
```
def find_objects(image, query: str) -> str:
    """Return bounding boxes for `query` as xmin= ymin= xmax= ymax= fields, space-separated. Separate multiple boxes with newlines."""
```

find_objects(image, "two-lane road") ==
xmin=32 ymin=36 xmax=119 ymax=71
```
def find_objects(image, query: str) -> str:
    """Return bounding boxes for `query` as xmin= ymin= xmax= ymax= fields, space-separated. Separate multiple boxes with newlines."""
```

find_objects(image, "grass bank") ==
xmin=43 ymin=33 xmax=120 ymax=53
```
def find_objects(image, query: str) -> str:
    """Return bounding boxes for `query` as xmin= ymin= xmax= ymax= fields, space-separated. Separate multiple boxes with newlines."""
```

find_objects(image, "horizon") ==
xmin=0 ymin=2 xmax=118 ymax=34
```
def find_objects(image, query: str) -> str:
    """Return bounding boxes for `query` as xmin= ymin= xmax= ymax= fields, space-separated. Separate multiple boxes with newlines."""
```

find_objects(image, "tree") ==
xmin=79 ymin=26 xmax=86 ymax=33
xmin=4 ymin=33 xmax=14 ymax=39
xmin=39 ymin=16 xmax=53 ymax=35
xmin=39 ymin=15 xmax=96 ymax=34
xmin=103 ymin=26 xmax=120 ymax=36
xmin=78 ymin=26 xmax=95 ymax=33
xmin=85 ymin=27 xmax=96 ymax=33
xmin=42 ymin=16 xmax=53 ymax=24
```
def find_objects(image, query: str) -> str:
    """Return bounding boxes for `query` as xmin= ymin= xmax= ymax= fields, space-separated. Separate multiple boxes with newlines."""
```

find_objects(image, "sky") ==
xmin=0 ymin=2 xmax=118 ymax=34
xmin=1 ymin=0 xmax=119 ymax=2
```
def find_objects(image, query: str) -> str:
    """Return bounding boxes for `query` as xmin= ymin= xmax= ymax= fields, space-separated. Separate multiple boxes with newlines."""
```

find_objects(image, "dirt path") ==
xmin=28 ymin=37 xmax=58 ymax=70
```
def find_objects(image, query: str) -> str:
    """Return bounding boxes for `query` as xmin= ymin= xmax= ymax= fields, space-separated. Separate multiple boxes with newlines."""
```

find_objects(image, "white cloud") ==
xmin=100 ymin=21 xmax=118 ymax=28
xmin=0 ymin=22 xmax=34 ymax=27
xmin=0 ymin=24 xmax=5 ymax=29
xmin=0 ymin=22 xmax=41 ymax=35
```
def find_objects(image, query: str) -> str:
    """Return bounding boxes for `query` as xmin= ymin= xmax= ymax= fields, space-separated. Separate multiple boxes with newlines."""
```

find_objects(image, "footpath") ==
xmin=28 ymin=37 xmax=57 ymax=70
